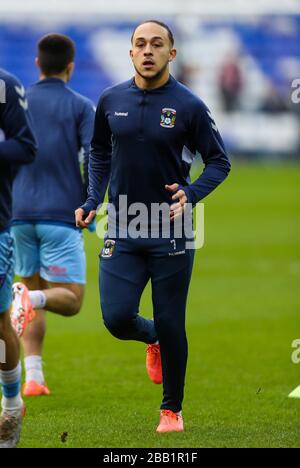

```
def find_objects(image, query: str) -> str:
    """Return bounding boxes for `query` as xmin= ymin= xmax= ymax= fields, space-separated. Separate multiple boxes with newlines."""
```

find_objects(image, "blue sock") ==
xmin=0 ymin=362 xmax=22 ymax=411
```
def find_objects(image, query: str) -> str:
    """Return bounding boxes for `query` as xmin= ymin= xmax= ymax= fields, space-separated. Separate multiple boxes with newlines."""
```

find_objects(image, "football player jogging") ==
xmin=76 ymin=20 xmax=231 ymax=433
xmin=0 ymin=68 xmax=37 ymax=447
xmin=11 ymin=34 xmax=96 ymax=397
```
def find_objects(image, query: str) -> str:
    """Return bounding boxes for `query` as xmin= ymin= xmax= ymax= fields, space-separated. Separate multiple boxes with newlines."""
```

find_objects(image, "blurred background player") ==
xmin=76 ymin=20 xmax=230 ymax=433
xmin=11 ymin=34 xmax=96 ymax=397
xmin=0 ymin=68 xmax=37 ymax=447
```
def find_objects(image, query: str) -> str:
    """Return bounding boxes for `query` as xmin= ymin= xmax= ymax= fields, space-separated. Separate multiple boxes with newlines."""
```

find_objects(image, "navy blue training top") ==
xmin=0 ymin=68 xmax=37 ymax=232
xmin=12 ymin=78 xmax=95 ymax=226
xmin=82 ymin=75 xmax=231 ymax=222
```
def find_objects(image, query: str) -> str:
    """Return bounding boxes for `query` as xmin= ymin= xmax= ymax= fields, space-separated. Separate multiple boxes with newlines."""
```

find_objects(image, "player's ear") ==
xmin=169 ymin=48 xmax=177 ymax=63
xmin=35 ymin=57 xmax=40 ymax=69
xmin=129 ymin=49 xmax=133 ymax=60
xmin=66 ymin=62 xmax=75 ymax=81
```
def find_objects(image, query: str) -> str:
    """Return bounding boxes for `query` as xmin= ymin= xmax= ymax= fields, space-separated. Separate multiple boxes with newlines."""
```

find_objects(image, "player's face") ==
xmin=130 ymin=23 xmax=176 ymax=82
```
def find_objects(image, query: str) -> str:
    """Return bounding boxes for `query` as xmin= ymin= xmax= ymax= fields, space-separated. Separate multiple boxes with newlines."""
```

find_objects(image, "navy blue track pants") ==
xmin=99 ymin=236 xmax=195 ymax=412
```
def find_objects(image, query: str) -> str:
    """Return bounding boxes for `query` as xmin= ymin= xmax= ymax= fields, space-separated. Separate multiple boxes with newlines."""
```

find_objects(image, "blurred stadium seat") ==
xmin=0 ymin=0 xmax=299 ymax=157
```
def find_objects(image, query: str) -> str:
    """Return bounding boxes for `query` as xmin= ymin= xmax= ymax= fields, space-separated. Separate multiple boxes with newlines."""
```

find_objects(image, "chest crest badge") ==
xmin=160 ymin=108 xmax=176 ymax=128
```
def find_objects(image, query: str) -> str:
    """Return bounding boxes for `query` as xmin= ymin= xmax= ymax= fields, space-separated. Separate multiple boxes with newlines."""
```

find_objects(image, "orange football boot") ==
xmin=156 ymin=410 xmax=184 ymax=433
xmin=11 ymin=283 xmax=36 ymax=338
xmin=146 ymin=344 xmax=162 ymax=384
xmin=23 ymin=381 xmax=50 ymax=397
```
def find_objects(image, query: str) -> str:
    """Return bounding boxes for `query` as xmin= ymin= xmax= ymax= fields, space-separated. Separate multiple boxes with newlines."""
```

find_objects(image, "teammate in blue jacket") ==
xmin=0 ymin=68 xmax=37 ymax=447
xmin=76 ymin=20 xmax=231 ymax=433
xmin=11 ymin=34 xmax=96 ymax=397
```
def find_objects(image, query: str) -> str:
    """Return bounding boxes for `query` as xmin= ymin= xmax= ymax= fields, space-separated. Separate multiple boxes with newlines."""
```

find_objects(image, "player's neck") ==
xmin=134 ymin=70 xmax=170 ymax=91
xmin=40 ymin=73 xmax=68 ymax=83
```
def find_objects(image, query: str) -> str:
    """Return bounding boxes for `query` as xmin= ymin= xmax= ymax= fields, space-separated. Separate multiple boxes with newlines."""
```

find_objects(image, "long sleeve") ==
xmin=0 ymin=79 xmax=37 ymax=165
xmin=78 ymin=99 xmax=96 ymax=192
xmin=181 ymin=100 xmax=231 ymax=206
xmin=80 ymin=94 xmax=112 ymax=214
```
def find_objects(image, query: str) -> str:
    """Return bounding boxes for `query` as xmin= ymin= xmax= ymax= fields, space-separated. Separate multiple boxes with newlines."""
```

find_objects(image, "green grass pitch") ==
xmin=17 ymin=164 xmax=300 ymax=448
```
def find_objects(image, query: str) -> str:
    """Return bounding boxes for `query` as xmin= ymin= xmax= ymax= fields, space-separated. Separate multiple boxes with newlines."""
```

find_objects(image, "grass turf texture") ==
xmin=17 ymin=164 xmax=300 ymax=448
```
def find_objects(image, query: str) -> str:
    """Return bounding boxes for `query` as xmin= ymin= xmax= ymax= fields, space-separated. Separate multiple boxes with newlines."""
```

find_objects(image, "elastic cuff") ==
xmin=80 ymin=200 xmax=97 ymax=214
xmin=178 ymin=185 xmax=195 ymax=206
xmin=160 ymin=404 xmax=182 ymax=413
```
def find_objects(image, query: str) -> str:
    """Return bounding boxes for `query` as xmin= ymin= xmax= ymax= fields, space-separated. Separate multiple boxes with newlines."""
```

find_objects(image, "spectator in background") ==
xmin=260 ymin=81 xmax=290 ymax=113
xmin=219 ymin=54 xmax=244 ymax=112
xmin=176 ymin=62 xmax=199 ymax=88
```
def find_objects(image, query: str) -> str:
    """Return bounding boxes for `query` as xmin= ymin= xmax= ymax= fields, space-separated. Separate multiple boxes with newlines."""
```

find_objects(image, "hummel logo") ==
xmin=115 ymin=112 xmax=128 ymax=117
xmin=168 ymin=250 xmax=186 ymax=256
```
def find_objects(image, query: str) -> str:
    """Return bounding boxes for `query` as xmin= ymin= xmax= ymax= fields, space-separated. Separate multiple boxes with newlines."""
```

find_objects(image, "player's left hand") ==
xmin=75 ymin=208 xmax=96 ymax=229
xmin=165 ymin=184 xmax=188 ymax=221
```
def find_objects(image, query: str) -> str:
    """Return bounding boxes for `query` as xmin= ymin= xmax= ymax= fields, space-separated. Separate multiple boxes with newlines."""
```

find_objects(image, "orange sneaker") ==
xmin=23 ymin=381 xmax=50 ymax=397
xmin=11 ymin=283 xmax=36 ymax=338
xmin=146 ymin=344 xmax=162 ymax=384
xmin=156 ymin=410 xmax=184 ymax=433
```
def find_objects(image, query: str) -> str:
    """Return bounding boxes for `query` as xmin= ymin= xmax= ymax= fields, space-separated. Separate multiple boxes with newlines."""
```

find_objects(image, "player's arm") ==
xmin=78 ymin=99 xmax=96 ymax=193
xmin=167 ymin=100 xmax=231 ymax=219
xmin=0 ymin=77 xmax=37 ymax=164
xmin=76 ymin=94 xmax=112 ymax=229
xmin=181 ymin=100 xmax=230 ymax=204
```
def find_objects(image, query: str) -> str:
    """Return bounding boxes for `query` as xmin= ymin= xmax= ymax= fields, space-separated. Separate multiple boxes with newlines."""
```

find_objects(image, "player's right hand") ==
xmin=75 ymin=208 xmax=96 ymax=229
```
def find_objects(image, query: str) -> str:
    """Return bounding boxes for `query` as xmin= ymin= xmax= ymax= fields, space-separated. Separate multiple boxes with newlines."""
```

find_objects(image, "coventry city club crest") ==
xmin=160 ymin=108 xmax=176 ymax=128
xmin=101 ymin=239 xmax=116 ymax=258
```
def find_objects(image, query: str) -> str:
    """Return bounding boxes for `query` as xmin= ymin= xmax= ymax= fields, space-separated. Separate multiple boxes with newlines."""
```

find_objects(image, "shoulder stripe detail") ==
xmin=15 ymin=85 xmax=26 ymax=98
xmin=182 ymin=145 xmax=195 ymax=165
xmin=206 ymin=110 xmax=218 ymax=133
xmin=18 ymin=98 xmax=28 ymax=111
